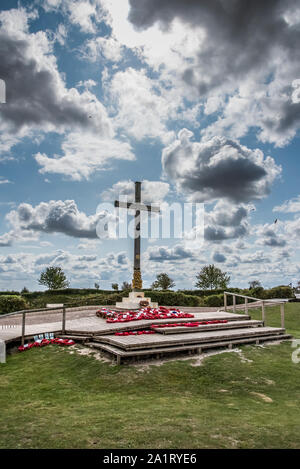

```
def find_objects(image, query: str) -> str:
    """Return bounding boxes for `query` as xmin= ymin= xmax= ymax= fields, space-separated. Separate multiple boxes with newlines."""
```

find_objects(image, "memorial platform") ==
xmin=1 ymin=307 xmax=291 ymax=365
xmin=59 ymin=309 xmax=291 ymax=364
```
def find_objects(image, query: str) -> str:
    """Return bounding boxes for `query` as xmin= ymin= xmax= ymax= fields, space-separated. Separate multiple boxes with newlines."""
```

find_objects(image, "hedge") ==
xmin=248 ymin=287 xmax=266 ymax=299
xmin=265 ymin=286 xmax=294 ymax=299
xmin=0 ymin=291 xmax=20 ymax=296
xmin=22 ymin=288 xmax=118 ymax=297
xmin=79 ymin=291 xmax=200 ymax=307
xmin=204 ymin=294 xmax=224 ymax=307
xmin=25 ymin=292 xmax=128 ymax=308
xmin=0 ymin=295 xmax=29 ymax=314
xmin=45 ymin=288 xmax=118 ymax=295
xmin=144 ymin=291 xmax=200 ymax=307
xmin=247 ymin=286 xmax=294 ymax=300
xmin=2 ymin=285 xmax=293 ymax=310
xmin=21 ymin=291 xmax=43 ymax=300
xmin=21 ymin=288 xmax=120 ymax=301
xmin=27 ymin=290 xmax=201 ymax=308
xmin=178 ymin=288 xmax=243 ymax=297
xmin=204 ymin=286 xmax=295 ymax=307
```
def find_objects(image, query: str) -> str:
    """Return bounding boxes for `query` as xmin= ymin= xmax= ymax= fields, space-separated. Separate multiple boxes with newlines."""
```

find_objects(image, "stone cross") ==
xmin=114 ymin=181 xmax=160 ymax=291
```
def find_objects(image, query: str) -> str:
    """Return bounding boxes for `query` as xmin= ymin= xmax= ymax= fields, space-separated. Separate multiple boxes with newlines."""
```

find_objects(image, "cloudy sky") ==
xmin=0 ymin=0 xmax=299 ymax=291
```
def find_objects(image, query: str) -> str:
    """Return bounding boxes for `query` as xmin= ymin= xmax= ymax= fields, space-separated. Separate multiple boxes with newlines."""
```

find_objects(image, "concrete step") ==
xmin=154 ymin=319 xmax=264 ymax=334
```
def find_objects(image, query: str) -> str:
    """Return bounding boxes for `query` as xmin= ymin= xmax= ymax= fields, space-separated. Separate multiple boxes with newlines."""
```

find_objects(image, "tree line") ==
xmin=36 ymin=264 xmax=231 ymax=291
xmin=35 ymin=265 xmax=300 ymax=292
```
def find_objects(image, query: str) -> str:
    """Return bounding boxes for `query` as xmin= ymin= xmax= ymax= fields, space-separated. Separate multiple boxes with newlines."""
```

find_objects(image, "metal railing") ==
xmin=223 ymin=291 xmax=287 ymax=328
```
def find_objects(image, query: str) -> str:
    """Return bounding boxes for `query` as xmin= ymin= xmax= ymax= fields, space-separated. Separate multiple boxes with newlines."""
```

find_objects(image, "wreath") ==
xmin=139 ymin=300 xmax=149 ymax=308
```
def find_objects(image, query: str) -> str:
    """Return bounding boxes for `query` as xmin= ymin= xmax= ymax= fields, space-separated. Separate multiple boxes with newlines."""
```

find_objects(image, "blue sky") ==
xmin=0 ymin=0 xmax=299 ymax=291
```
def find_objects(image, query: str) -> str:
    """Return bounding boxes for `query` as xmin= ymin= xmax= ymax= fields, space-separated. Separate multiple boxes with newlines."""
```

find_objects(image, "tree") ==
xmin=151 ymin=273 xmax=175 ymax=290
xmin=94 ymin=283 xmax=100 ymax=290
xmin=21 ymin=286 xmax=29 ymax=294
xmin=195 ymin=264 xmax=230 ymax=290
xmin=249 ymin=280 xmax=262 ymax=289
xmin=112 ymin=283 xmax=119 ymax=291
xmin=38 ymin=266 xmax=69 ymax=290
xmin=121 ymin=281 xmax=132 ymax=291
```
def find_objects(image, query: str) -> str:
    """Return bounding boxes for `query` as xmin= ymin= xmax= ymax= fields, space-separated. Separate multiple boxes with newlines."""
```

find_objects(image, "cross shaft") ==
xmin=114 ymin=181 xmax=160 ymax=291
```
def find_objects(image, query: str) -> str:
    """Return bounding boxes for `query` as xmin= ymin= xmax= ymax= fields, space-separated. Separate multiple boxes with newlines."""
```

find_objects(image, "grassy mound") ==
xmin=0 ymin=303 xmax=299 ymax=449
xmin=0 ymin=342 xmax=299 ymax=449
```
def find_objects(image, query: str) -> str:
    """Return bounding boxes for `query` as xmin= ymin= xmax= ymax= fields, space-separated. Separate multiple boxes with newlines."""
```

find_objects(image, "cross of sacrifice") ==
xmin=114 ymin=181 xmax=160 ymax=291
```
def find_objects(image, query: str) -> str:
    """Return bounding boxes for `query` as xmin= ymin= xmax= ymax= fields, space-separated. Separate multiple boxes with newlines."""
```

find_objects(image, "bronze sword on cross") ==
xmin=114 ymin=181 xmax=160 ymax=291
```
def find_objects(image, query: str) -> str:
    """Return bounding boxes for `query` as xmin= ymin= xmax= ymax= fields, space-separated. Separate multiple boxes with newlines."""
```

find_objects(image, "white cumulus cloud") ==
xmin=162 ymin=129 xmax=281 ymax=203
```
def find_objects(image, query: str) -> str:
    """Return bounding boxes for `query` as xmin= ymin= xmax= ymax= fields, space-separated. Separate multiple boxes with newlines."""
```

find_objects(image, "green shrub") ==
xmin=178 ymin=288 xmax=242 ymax=297
xmin=249 ymin=286 xmax=266 ymax=298
xmin=21 ymin=291 xmax=42 ymax=300
xmin=0 ymin=295 xmax=29 ymax=314
xmin=26 ymin=292 xmax=128 ymax=309
xmin=43 ymin=288 xmax=117 ymax=296
xmin=224 ymin=292 xmax=261 ymax=305
xmin=266 ymin=285 xmax=294 ymax=299
xmin=247 ymin=286 xmax=294 ymax=300
xmin=204 ymin=294 xmax=224 ymax=307
xmin=0 ymin=291 xmax=20 ymax=296
xmin=21 ymin=288 xmax=120 ymax=301
xmin=144 ymin=291 xmax=200 ymax=306
xmin=91 ymin=293 xmax=125 ymax=305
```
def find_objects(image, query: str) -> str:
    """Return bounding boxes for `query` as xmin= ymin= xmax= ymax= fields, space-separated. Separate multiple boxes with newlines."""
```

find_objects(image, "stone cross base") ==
xmin=115 ymin=291 xmax=158 ymax=310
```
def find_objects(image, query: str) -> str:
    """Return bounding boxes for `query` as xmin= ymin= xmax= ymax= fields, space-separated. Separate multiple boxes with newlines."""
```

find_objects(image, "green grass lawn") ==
xmin=0 ymin=303 xmax=299 ymax=449
xmin=248 ymin=301 xmax=300 ymax=338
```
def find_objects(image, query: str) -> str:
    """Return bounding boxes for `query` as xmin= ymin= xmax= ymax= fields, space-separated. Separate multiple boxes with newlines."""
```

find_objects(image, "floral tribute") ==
xmin=18 ymin=337 xmax=75 ymax=352
xmin=112 ymin=320 xmax=229 ymax=337
xmin=114 ymin=330 xmax=156 ymax=336
xmin=96 ymin=306 xmax=194 ymax=324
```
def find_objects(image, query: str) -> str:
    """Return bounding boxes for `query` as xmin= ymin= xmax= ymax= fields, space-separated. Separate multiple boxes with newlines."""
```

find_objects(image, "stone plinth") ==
xmin=115 ymin=291 xmax=158 ymax=310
